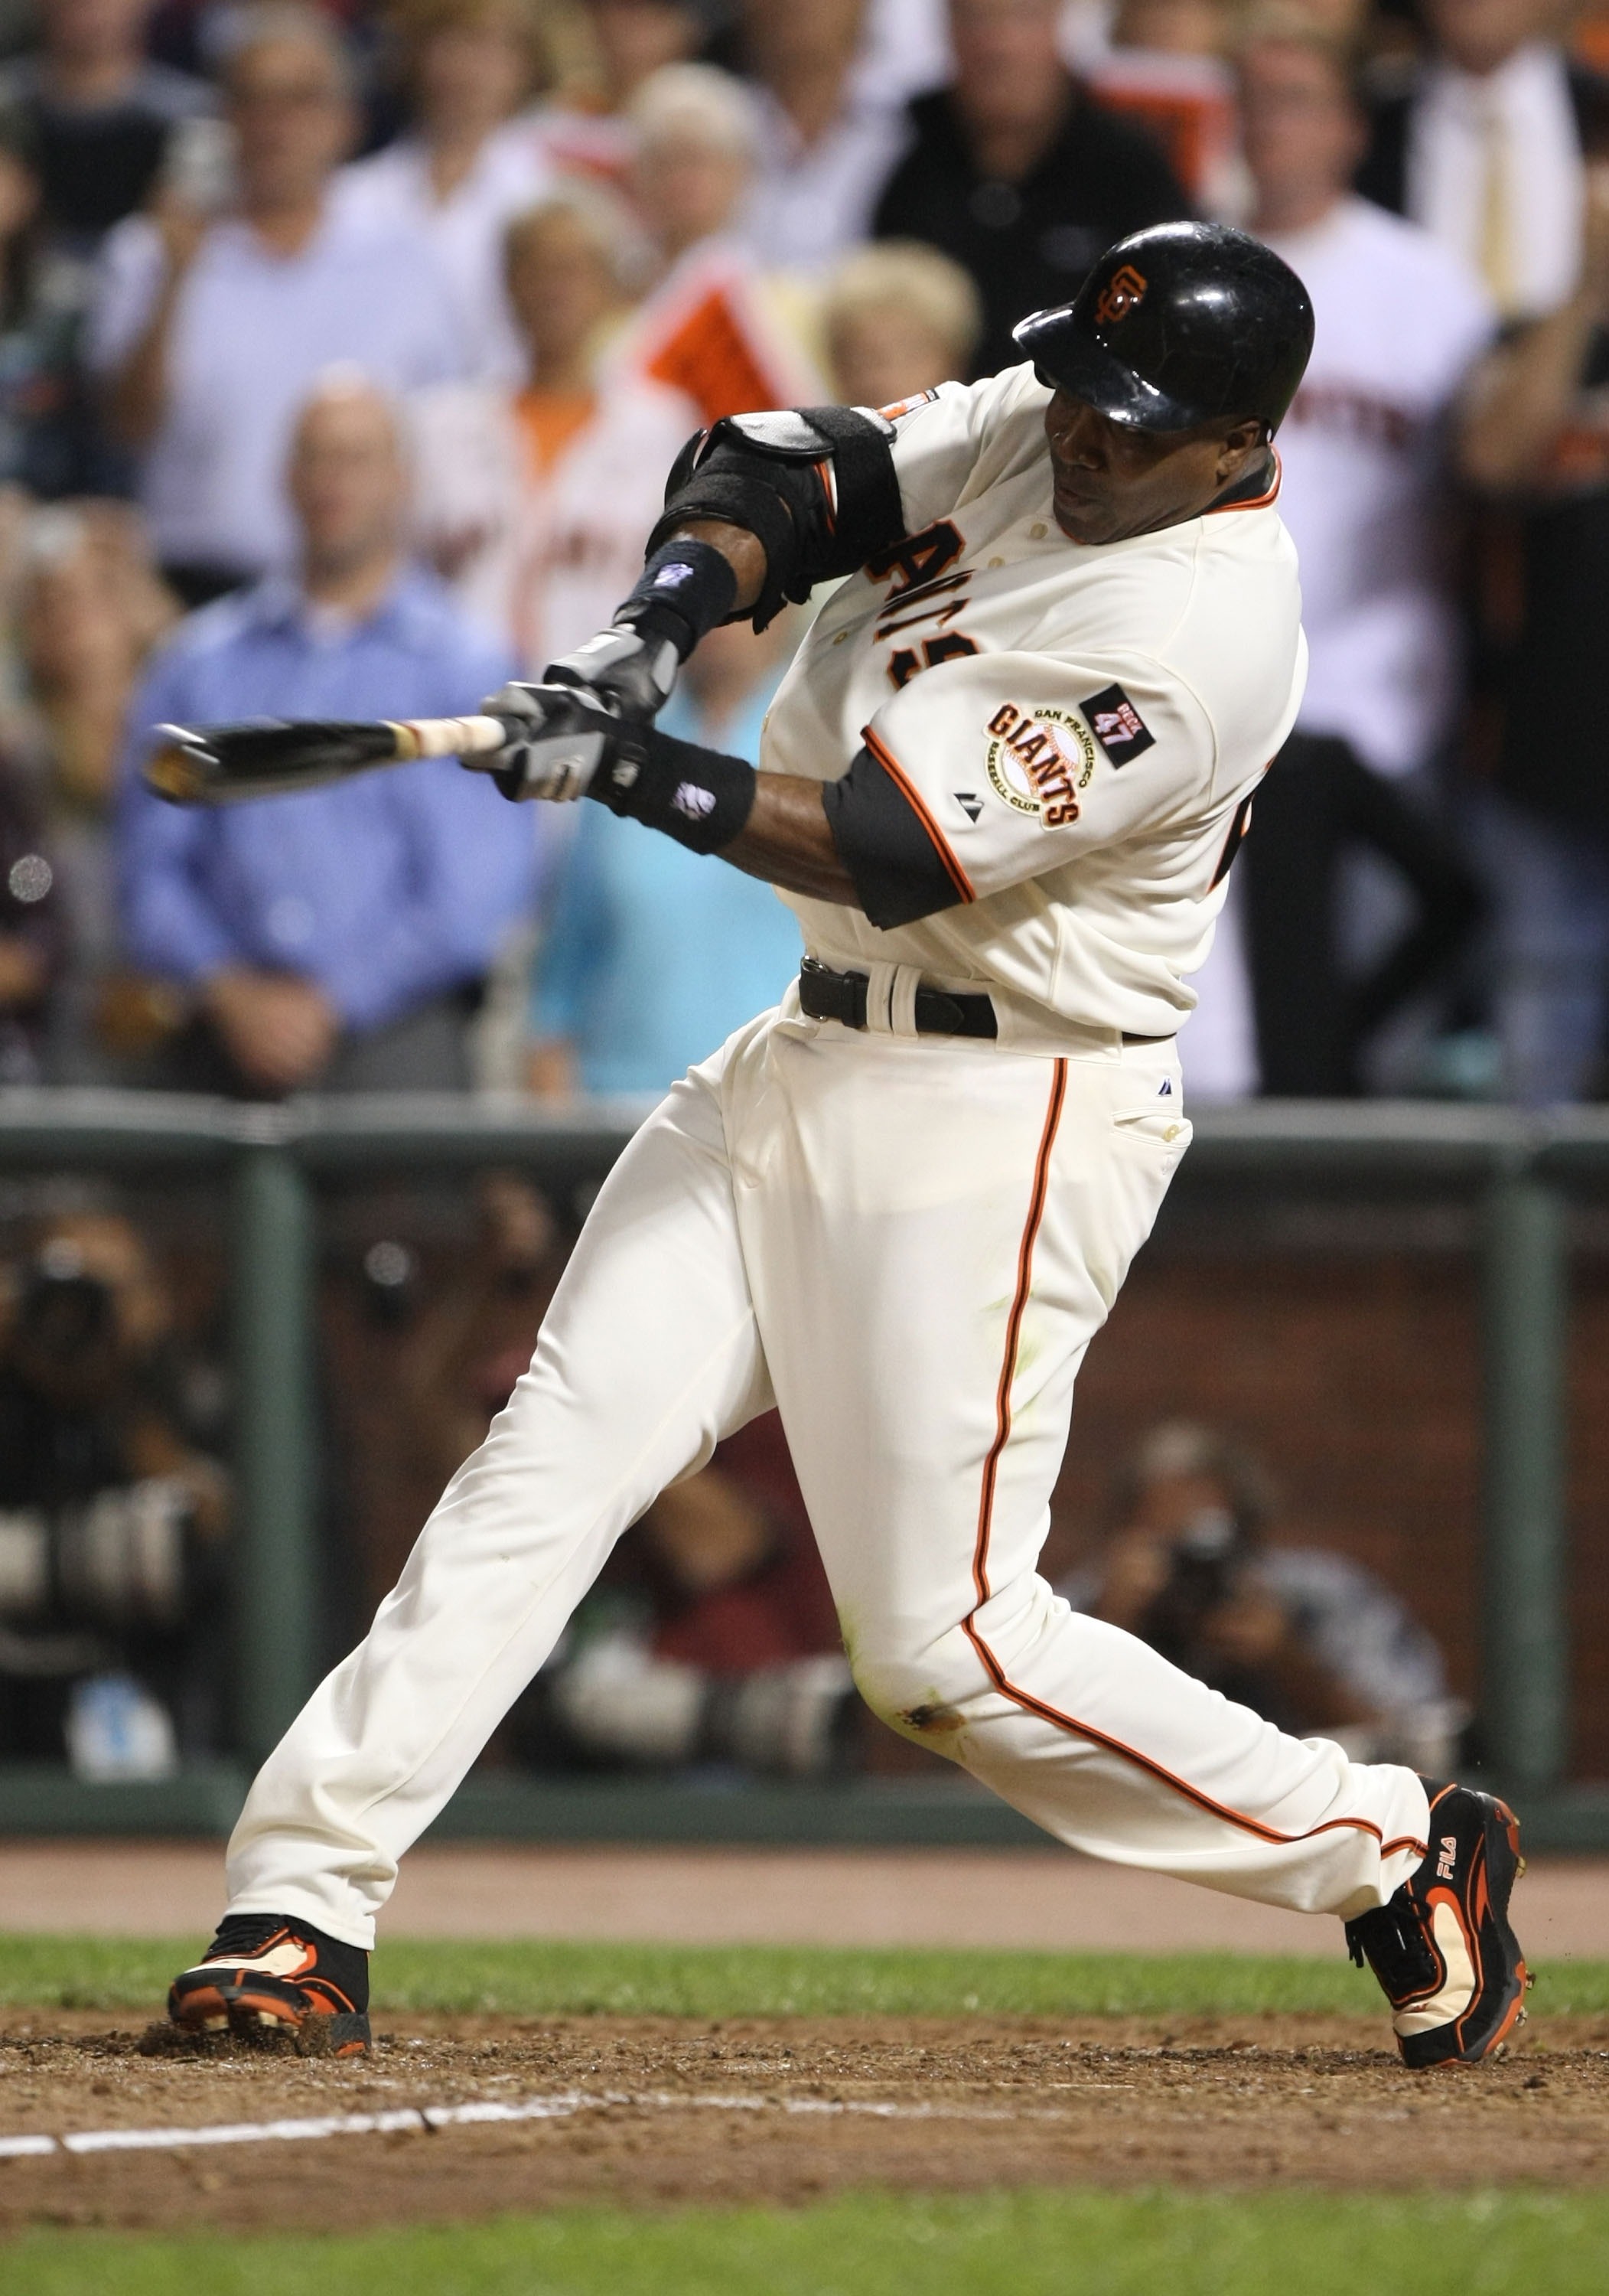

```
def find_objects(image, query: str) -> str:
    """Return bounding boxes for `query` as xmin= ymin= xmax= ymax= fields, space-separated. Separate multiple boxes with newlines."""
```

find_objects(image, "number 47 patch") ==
xmin=1080 ymin=684 xmax=1155 ymax=766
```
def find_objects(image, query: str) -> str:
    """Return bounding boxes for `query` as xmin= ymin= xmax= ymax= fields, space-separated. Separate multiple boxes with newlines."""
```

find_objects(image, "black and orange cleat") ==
xmin=1345 ymin=1779 xmax=1529 ymax=2069
xmin=168 ymin=1914 xmax=370 ymax=2055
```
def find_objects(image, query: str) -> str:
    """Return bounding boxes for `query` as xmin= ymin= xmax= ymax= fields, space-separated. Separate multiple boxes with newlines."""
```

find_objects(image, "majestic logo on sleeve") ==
xmin=1080 ymin=684 xmax=1155 ymax=766
xmin=984 ymin=703 xmax=1095 ymax=828
xmin=1094 ymin=265 xmax=1148 ymax=325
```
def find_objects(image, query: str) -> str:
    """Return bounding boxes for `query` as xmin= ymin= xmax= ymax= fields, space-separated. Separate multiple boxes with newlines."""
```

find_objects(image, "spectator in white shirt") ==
xmin=1357 ymin=0 xmax=1609 ymax=322
xmin=337 ymin=0 xmax=557 ymax=383
xmin=90 ymin=4 xmax=464 ymax=603
xmin=1230 ymin=21 xmax=1489 ymax=1096
xmin=409 ymin=184 xmax=695 ymax=671
xmin=732 ymin=0 xmax=913 ymax=272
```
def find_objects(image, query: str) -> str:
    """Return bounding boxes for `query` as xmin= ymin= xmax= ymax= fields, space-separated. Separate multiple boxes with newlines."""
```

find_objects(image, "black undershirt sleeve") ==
xmin=821 ymin=746 xmax=967 ymax=929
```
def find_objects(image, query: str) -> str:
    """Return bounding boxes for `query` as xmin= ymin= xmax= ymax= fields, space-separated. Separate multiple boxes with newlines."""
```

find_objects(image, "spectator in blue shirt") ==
xmin=526 ymin=616 xmax=803 ymax=1100
xmin=118 ymin=376 xmax=533 ymax=1096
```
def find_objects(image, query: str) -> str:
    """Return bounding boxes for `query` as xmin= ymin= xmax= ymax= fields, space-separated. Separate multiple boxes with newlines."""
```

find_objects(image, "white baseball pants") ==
xmin=226 ymin=1002 xmax=1430 ymax=1948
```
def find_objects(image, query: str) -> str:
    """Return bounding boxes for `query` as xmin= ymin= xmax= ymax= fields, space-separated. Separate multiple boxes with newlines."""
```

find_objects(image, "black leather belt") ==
xmin=799 ymin=957 xmax=997 ymax=1038
xmin=798 ymin=957 xmax=1174 ymax=1047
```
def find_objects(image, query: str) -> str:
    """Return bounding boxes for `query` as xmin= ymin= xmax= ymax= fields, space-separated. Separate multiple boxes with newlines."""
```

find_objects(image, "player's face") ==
xmin=1043 ymin=391 xmax=1265 ymax=545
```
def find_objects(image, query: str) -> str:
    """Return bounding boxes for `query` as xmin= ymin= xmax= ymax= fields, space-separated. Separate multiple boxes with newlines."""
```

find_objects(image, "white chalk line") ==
xmin=0 ymin=2086 xmax=1073 ymax=2163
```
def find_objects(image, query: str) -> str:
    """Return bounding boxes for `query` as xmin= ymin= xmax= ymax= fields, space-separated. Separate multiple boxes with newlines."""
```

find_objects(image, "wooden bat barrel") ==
xmin=144 ymin=716 xmax=509 ymax=804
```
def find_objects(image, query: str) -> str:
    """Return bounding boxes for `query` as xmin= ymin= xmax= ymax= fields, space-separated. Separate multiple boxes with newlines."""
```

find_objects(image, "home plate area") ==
xmin=1 ymin=2011 xmax=1607 ymax=2236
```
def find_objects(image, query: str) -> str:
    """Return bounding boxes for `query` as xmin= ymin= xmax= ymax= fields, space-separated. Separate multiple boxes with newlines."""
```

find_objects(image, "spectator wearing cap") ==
xmin=117 ymin=379 xmax=533 ymax=1098
xmin=1230 ymin=20 xmax=1489 ymax=1097
xmin=337 ymin=0 xmax=557 ymax=383
xmin=872 ymin=0 xmax=1187 ymax=379
xmin=1357 ymin=0 xmax=1609 ymax=325
xmin=89 ymin=4 xmax=464 ymax=606
xmin=0 ymin=0 xmax=212 ymax=263
xmin=820 ymin=236 xmax=982 ymax=406
xmin=732 ymin=0 xmax=912 ymax=272
xmin=409 ymin=184 xmax=695 ymax=671
xmin=614 ymin=62 xmax=826 ymax=423
xmin=1458 ymin=163 xmax=1609 ymax=1101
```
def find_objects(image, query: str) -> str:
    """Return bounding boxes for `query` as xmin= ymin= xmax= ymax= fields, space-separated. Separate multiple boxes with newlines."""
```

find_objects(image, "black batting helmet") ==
xmin=1013 ymin=221 xmax=1314 ymax=436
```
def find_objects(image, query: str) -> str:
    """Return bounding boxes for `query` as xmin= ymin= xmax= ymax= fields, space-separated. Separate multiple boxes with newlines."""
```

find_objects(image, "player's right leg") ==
xmin=738 ymin=1024 xmax=1524 ymax=2064
xmin=168 ymin=1038 xmax=774 ymax=2048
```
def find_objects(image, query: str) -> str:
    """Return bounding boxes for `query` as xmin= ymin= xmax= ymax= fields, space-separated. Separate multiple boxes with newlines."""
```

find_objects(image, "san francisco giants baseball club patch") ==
xmin=1080 ymin=683 xmax=1155 ymax=767
xmin=984 ymin=703 xmax=1095 ymax=828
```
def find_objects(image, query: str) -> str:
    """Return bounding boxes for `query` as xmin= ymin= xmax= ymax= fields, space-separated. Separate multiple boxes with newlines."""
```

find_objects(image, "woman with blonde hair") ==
xmin=819 ymin=239 xmax=983 ymax=408
xmin=337 ymin=0 xmax=564 ymax=379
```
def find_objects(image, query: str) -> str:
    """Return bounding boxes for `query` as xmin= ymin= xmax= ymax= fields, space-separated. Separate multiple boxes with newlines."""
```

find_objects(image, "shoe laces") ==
xmin=204 ymin=1913 xmax=302 ymax=1960
xmin=1344 ymin=1890 xmax=1438 ymax=1998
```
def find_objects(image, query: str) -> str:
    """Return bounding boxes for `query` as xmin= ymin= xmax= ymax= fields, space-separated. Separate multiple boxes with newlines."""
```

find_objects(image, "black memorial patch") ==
xmin=1080 ymin=684 xmax=1155 ymax=767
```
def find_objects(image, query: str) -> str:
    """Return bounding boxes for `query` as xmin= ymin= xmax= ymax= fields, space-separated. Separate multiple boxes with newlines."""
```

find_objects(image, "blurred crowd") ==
xmin=0 ymin=0 xmax=1591 ymax=1105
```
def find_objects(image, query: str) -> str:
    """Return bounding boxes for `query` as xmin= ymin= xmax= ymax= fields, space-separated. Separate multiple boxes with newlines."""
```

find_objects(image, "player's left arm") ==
xmin=533 ymin=384 xmax=991 ymax=729
xmin=479 ymin=679 xmax=861 ymax=903
xmin=826 ymin=649 xmax=1222 ymax=924
xmin=477 ymin=647 xmax=1217 ymax=918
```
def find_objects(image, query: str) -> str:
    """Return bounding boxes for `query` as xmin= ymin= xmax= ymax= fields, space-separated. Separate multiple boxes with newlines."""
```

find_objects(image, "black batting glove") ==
xmin=544 ymin=540 xmax=741 ymax=721
xmin=473 ymin=681 xmax=645 ymax=804
xmin=543 ymin=625 xmax=680 ymax=724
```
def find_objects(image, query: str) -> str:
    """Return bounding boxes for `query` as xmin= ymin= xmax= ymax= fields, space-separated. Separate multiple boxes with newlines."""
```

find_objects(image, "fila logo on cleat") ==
xmin=1436 ymin=1834 xmax=1458 ymax=1881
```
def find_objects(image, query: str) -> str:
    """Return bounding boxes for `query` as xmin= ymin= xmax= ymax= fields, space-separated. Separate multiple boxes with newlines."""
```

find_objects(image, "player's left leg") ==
xmin=168 ymin=1038 xmax=775 ymax=2049
xmin=740 ymin=1020 xmax=1522 ymax=2062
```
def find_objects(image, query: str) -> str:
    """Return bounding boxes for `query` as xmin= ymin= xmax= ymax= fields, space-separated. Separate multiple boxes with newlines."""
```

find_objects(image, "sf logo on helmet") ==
xmin=1095 ymin=265 xmax=1148 ymax=325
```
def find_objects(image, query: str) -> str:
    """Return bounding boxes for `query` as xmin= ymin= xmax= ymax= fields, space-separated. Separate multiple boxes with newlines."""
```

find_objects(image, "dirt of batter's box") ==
xmin=2 ymin=2010 xmax=1607 ymax=2236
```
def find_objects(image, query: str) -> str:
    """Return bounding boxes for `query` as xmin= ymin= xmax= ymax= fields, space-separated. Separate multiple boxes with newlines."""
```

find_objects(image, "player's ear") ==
xmin=1216 ymin=419 xmax=1269 ymax=484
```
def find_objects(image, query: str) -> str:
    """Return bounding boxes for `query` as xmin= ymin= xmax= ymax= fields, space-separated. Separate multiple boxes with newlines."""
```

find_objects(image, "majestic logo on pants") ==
xmin=984 ymin=703 xmax=1095 ymax=827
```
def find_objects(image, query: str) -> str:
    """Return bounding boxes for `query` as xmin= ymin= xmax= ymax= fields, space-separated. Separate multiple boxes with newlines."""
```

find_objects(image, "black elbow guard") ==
xmin=647 ymin=406 xmax=906 ymax=630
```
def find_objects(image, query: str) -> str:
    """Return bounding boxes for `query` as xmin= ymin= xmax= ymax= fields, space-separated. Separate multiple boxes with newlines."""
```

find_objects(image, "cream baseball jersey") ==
xmin=762 ymin=362 xmax=1308 ymax=1043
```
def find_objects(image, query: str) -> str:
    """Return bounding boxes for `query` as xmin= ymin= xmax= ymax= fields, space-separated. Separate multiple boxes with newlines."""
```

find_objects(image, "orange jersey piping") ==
xmin=1205 ymin=449 xmax=1282 ymax=515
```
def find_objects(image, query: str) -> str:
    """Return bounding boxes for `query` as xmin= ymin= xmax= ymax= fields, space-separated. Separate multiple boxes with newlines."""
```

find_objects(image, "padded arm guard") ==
xmin=646 ymin=405 xmax=905 ymax=630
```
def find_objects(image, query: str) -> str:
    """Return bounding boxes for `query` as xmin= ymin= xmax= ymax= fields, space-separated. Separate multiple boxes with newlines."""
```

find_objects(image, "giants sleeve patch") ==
xmin=1080 ymin=684 xmax=1155 ymax=767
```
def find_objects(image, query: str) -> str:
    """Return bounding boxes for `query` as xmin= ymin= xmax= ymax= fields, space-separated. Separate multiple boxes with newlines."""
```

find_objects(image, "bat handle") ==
xmin=385 ymin=714 xmax=509 ymax=762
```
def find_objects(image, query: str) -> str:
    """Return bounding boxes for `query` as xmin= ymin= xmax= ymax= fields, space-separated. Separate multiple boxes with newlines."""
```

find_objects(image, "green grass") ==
xmin=2 ymin=1932 xmax=1608 ymax=2020
xmin=8 ymin=2190 xmax=1609 ymax=2296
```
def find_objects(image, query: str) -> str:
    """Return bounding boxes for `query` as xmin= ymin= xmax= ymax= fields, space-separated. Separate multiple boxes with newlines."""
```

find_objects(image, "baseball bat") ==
xmin=144 ymin=713 xmax=512 ymax=805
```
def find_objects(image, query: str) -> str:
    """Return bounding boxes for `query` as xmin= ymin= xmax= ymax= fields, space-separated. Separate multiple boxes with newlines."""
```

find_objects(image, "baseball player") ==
xmin=168 ymin=223 xmax=1526 ymax=2069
